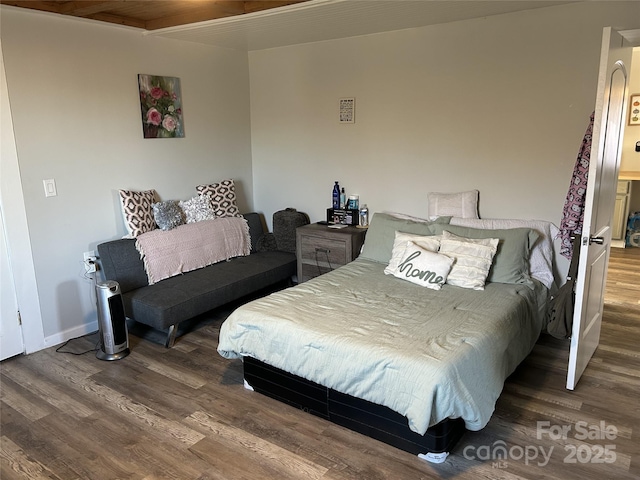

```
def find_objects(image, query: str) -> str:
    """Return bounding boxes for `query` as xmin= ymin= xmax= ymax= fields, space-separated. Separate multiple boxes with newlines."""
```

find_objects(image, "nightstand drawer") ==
xmin=299 ymin=236 xmax=348 ymax=266
xmin=296 ymin=224 xmax=367 ymax=283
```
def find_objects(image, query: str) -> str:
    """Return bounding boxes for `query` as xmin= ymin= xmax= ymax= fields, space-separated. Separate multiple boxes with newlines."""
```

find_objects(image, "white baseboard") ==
xmin=44 ymin=321 xmax=99 ymax=348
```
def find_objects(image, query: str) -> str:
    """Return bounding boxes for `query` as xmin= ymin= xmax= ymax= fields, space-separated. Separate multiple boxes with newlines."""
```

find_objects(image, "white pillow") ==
xmin=440 ymin=230 xmax=498 ymax=290
xmin=428 ymin=190 xmax=479 ymax=219
xmin=389 ymin=242 xmax=454 ymax=290
xmin=179 ymin=195 xmax=216 ymax=223
xmin=384 ymin=232 xmax=442 ymax=275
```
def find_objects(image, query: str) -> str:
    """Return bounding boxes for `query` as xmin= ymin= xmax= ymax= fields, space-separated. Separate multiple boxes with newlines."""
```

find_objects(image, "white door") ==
xmin=0 ymin=206 xmax=24 ymax=360
xmin=566 ymin=28 xmax=632 ymax=390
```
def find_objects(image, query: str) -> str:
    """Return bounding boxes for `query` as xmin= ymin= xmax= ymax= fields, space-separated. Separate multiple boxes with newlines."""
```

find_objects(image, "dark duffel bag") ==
xmin=257 ymin=208 xmax=309 ymax=253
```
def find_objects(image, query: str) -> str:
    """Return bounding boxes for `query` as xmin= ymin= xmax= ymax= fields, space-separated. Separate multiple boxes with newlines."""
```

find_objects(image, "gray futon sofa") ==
xmin=97 ymin=212 xmax=298 ymax=347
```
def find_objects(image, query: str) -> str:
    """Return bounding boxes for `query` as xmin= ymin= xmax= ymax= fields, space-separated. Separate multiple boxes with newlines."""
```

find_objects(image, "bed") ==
xmin=217 ymin=212 xmax=556 ymax=463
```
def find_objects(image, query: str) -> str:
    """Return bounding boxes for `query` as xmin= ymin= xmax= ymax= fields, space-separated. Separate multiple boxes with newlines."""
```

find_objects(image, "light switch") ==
xmin=43 ymin=179 xmax=57 ymax=197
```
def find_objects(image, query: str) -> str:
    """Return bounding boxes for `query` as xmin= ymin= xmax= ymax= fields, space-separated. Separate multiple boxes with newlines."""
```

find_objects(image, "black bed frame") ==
xmin=243 ymin=356 xmax=466 ymax=460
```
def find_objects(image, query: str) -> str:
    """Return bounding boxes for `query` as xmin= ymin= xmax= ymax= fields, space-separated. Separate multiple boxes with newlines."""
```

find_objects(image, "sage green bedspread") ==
xmin=218 ymin=258 xmax=548 ymax=435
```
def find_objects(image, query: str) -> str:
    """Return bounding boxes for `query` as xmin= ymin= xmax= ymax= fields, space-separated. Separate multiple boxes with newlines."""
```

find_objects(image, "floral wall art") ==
xmin=138 ymin=74 xmax=184 ymax=138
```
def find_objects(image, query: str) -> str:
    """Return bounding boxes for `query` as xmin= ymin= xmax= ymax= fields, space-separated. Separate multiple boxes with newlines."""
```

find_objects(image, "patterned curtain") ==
xmin=558 ymin=112 xmax=595 ymax=259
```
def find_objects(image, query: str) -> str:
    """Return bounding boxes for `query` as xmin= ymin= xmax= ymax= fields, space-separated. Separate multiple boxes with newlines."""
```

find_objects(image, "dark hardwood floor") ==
xmin=1 ymin=248 xmax=638 ymax=479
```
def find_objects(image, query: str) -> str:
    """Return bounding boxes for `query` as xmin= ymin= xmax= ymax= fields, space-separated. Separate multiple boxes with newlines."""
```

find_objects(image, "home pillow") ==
xmin=360 ymin=212 xmax=451 ymax=264
xmin=180 ymin=195 xmax=216 ymax=223
xmin=196 ymin=179 xmax=242 ymax=218
xmin=431 ymin=223 xmax=539 ymax=287
xmin=389 ymin=242 xmax=454 ymax=290
xmin=119 ymin=189 xmax=158 ymax=238
xmin=384 ymin=232 xmax=442 ymax=275
xmin=152 ymin=200 xmax=185 ymax=231
xmin=439 ymin=230 xmax=498 ymax=290
xmin=428 ymin=190 xmax=479 ymax=219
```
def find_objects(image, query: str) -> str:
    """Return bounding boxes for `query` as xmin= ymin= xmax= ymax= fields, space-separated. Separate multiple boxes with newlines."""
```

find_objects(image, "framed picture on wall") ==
xmin=339 ymin=97 xmax=355 ymax=123
xmin=629 ymin=93 xmax=640 ymax=126
xmin=138 ymin=74 xmax=185 ymax=138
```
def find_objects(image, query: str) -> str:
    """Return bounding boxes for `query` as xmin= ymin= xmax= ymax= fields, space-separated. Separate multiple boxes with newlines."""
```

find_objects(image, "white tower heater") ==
xmin=95 ymin=281 xmax=130 ymax=361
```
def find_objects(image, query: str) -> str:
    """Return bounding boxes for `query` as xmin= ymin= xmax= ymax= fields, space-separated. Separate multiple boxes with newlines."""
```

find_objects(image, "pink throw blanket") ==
xmin=135 ymin=217 xmax=251 ymax=285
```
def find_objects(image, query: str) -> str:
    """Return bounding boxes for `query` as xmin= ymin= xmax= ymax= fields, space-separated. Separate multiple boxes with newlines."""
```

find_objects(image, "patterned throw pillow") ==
xmin=439 ymin=230 xmax=498 ymax=290
xmin=152 ymin=200 xmax=185 ymax=231
xmin=196 ymin=179 xmax=242 ymax=218
xmin=119 ymin=189 xmax=158 ymax=237
xmin=179 ymin=195 xmax=216 ymax=223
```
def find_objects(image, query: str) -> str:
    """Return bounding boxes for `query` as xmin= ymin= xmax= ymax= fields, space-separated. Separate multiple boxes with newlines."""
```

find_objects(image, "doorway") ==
xmin=613 ymin=46 xmax=640 ymax=250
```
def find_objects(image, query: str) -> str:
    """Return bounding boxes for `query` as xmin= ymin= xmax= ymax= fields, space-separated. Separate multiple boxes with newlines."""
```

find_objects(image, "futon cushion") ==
xmin=123 ymin=251 xmax=296 ymax=330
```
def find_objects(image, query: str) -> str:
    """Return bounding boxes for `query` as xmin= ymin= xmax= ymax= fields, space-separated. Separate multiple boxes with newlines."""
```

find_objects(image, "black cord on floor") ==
xmin=55 ymin=331 xmax=101 ymax=355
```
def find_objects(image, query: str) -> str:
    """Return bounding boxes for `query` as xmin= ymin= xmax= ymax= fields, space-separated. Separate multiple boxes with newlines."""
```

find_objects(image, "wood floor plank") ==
xmin=0 ymin=374 xmax=53 ymax=422
xmin=0 ymin=435 xmax=60 ymax=480
xmin=187 ymin=410 xmax=330 ymax=479
xmin=1 ymin=360 xmax=95 ymax=418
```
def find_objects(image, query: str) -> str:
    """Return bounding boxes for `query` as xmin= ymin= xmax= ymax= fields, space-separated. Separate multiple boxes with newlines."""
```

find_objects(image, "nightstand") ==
xmin=296 ymin=223 xmax=367 ymax=283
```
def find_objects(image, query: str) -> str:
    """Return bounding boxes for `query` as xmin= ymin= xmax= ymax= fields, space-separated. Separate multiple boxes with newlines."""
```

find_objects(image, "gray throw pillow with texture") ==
xmin=152 ymin=200 xmax=185 ymax=231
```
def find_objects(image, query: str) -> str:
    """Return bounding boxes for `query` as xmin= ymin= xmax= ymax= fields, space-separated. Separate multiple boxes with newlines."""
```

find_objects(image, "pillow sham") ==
xmin=152 ymin=200 xmax=185 ymax=231
xmin=450 ymin=217 xmax=557 ymax=289
xmin=196 ymin=179 xmax=242 ymax=218
xmin=359 ymin=212 xmax=451 ymax=264
xmin=439 ymin=230 xmax=498 ymax=290
xmin=119 ymin=189 xmax=158 ymax=238
xmin=384 ymin=232 xmax=442 ymax=275
xmin=428 ymin=190 xmax=479 ymax=219
xmin=388 ymin=242 xmax=454 ymax=290
xmin=180 ymin=195 xmax=216 ymax=223
xmin=431 ymin=223 xmax=539 ymax=287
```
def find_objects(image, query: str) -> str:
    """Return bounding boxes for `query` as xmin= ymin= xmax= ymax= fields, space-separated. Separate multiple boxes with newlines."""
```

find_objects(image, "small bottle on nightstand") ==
xmin=359 ymin=204 xmax=369 ymax=227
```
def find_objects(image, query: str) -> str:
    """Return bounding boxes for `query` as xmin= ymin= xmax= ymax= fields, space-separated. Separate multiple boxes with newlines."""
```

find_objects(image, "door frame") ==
xmin=566 ymin=27 xmax=639 ymax=390
xmin=0 ymin=41 xmax=45 ymax=355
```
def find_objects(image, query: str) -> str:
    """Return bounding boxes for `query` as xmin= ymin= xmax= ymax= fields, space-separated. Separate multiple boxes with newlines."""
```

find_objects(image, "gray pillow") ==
xmin=359 ymin=212 xmax=451 ymax=264
xmin=430 ymin=224 xmax=539 ymax=286
xmin=152 ymin=200 xmax=185 ymax=231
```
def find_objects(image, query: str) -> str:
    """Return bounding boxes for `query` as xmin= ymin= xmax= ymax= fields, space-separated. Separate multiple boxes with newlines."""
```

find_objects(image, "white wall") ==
xmin=1 ymin=8 xmax=253 ymax=344
xmin=250 ymin=2 xmax=640 ymax=231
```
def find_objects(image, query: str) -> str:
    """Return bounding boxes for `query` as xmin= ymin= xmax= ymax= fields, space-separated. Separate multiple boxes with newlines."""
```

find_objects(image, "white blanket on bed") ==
xmin=135 ymin=217 xmax=250 ymax=285
xmin=218 ymin=258 xmax=547 ymax=435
